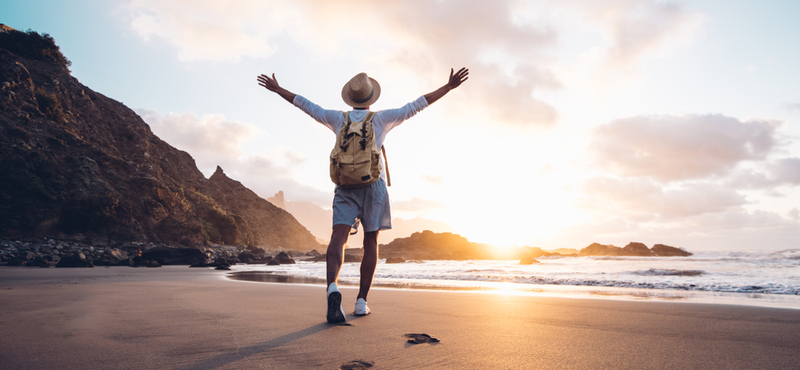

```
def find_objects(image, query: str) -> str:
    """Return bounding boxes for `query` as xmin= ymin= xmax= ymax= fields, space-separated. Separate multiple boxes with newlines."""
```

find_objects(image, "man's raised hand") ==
xmin=257 ymin=73 xmax=297 ymax=103
xmin=257 ymin=73 xmax=280 ymax=92
xmin=423 ymin=67 xmax=469 ymax=105
xmin=447 ymin=67 xmax=469 ymax=90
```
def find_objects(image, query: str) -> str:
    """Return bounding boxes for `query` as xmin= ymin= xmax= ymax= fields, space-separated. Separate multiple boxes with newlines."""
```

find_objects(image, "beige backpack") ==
xmin=329 ymin=111 xmax=391 ymax=188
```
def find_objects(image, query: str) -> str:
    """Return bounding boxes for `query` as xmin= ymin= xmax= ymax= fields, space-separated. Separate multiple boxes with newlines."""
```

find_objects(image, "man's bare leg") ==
xmin=326 ymin=224 xmax=352 ymax=287
xmin=357 ymin=230 xmax=379 ymax=301
xmin=325 ymin=224 xmax=352 ymax=323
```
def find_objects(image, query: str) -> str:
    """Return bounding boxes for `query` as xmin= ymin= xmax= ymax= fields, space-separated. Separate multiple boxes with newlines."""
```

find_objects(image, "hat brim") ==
xmin=341 ymin=77 xmax=381 ymax=108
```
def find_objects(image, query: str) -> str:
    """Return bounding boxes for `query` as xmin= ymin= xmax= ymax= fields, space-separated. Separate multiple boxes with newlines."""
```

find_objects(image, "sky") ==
xmin=4 ymin=0 xmax=800 ymax=252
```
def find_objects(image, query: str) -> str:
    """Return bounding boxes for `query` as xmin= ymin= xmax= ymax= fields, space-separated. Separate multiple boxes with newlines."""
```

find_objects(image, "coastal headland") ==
xmin=1 ymin=266 xmax=798 ymax=369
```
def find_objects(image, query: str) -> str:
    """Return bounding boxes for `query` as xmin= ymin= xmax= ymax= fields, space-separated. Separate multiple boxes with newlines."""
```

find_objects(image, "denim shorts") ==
xmin=332 ymin=178 xmax=391 ymax=233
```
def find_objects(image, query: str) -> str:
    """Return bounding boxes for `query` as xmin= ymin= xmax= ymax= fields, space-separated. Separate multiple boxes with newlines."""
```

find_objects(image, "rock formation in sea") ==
xmin=650 ymin=244 xmax=692 ymax=257
xmin=380 ymin=230 xmax=557 ymax=261
xmin=379 ymin=232 xmax=692 ymax=261
xmin=622 ymin=242 xmax=654 ymax=256
xmin=579 ymin=242 xmax=691 ymax=257
xmin=0 ymin=29 xmax=320 ymax=252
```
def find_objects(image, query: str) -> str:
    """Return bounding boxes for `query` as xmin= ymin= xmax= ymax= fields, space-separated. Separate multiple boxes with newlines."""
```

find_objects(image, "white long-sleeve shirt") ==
xmin=293 ymin=95 xmax=429 ymax=181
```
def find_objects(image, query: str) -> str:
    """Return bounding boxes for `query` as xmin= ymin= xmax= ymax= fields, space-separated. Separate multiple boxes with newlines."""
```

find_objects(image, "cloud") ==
xmin=373 ymin=0 xmax=563 ymax=125
xmin=123 ymin=0 xmax=566 ymax=125
xmin=126 ymin=0 xmax=293 ymax=61
xmin=392 ymin=197 xmax=445 ymax=213
xmin=136 ymin=109 xmax=259 ymax=158
xmin=563 ymin=0 xmax=706 ymax=69
xmin=728 ymin=157 xmax=800 ymax=189
xmin=580 ymin=112 xmax=799 ymax=245
xmin=121 ymin=1 xmax=706 ymax=126
xmin=589 ymin=114 xmax=782 ymax=181
xmin=581 ymin=177 xmax=747 ymax=219
xmin=685 ymin=209 xmax=797 ymax=234
xmin=783 ymin=102 xmax=800 ymax=112
xmin=420 ymin=174 xmax=444 ymax=185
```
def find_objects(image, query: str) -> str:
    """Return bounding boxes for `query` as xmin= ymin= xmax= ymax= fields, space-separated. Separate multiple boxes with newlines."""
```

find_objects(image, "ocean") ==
xmin=228 ymin=249 xmax=800 ymax=309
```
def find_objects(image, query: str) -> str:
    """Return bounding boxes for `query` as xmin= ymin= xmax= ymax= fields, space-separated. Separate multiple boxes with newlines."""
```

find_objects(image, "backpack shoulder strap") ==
xmin=381 ymin=145 xmax=391 ymax=187
xmin=363 ymin=111 xmax=389 ymax=186
xmin=339 ymin=112 xmax=352 ymax=152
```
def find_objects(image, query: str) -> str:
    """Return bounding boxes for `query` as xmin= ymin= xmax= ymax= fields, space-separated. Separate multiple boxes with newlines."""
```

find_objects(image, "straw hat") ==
xmin=341 ymin=72 xmax=381 ymax=108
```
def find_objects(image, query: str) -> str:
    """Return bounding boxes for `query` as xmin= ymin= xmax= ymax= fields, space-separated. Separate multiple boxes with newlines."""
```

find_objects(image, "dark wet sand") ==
xmin=1 ymin=266 xmax=798 ymax=369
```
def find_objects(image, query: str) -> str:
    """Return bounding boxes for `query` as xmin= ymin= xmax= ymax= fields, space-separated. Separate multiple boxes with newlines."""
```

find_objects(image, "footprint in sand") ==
xmin=404 ymin=333 xmax=440 ymax=344
xmin=340 ymin=360 xmax=374 ymax=369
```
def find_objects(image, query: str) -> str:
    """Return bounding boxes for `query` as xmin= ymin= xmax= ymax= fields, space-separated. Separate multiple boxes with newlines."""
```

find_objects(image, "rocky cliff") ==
xmin=0 ymin=29 xmax=320 ymax=251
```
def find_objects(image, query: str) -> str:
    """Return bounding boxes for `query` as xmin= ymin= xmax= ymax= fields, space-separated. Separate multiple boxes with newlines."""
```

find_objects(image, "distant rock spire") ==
xmin=210 ymin=165 xmax=227 ymax=181
xmin=267 ymin=191 xmax=286 ymax=210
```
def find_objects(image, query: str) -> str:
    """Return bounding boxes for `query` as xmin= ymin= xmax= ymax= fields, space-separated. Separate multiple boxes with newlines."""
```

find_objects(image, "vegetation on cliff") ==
xmin=0 ymin=28 xmax=71 ymax=69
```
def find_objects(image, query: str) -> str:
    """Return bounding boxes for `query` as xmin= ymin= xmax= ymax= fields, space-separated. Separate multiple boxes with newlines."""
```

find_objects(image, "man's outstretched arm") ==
xmin=257 ymin=73 xmax=297 ymax=104
xmin=423 ymin=67 xmax=469 ymax=105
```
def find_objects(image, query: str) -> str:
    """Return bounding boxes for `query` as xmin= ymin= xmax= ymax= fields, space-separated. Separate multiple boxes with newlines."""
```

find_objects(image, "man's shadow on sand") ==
xmin=177 ymin=317 xmax=365 ymax=370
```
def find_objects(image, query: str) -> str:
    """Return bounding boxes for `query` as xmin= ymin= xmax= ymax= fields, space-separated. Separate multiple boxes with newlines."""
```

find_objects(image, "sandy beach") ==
xmin=1 ymin=266 xmax=798 ymax=369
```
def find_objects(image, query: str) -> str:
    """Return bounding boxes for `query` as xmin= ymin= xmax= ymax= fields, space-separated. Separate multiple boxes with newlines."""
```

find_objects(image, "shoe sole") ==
xmin=326 ymin=291 xmax=346 ymax=323
xmin=353 ymin=311 xmax=370 ymax=316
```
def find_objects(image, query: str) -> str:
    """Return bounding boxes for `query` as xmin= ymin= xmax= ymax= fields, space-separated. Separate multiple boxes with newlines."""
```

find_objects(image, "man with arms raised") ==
xmin=257 ymin=67 xmax=468 ymax=323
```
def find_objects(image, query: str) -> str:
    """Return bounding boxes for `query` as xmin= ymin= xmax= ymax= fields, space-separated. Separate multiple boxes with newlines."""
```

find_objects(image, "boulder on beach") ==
xmin=343 ymin=249 xmax=362 ymax=263
xmin=234 ymin=251 xmax=270 ymax=264
xmin=6 ymin=257 xmax=27 ymax=266
xmin=126 ymin=257 xmax=160 ymax=267
xmin=209 ymin=258 xmax=230 ymax=267
xmin=56 ymin=253 xmax=94 ymax=268
xmin=140 ymin=247 xmax=206 ymax=265
xmin=385 ymin=256 xmax=406 ymax=264
xmin=344 ymin=255 xmax=361 ymax=263
xmin=274 ymin=251 xmax=295 ymax=264
xmin=92 ymin=256 xmax=118 ymax=266
xmin=267 ymin=259 xmax=281 ymax=265
xmin=26 ymin=256 xmax=50 ymax=267
xmin=237 ymin=251 xmax=258 ymax=264
xmin=310 ymin=253 xmax=327 ymax=262
xmin=246 ymin=245 xmax=267 ymax=255
xmin=93 ymin=250 xmax=128 ymax=266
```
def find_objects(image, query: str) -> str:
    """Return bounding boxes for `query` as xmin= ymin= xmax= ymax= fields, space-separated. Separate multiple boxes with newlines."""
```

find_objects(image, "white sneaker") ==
xmin=326 ymin=283 xmax=346 ymax=323
xmin=354 ymin=298 xmax=370 ymax=316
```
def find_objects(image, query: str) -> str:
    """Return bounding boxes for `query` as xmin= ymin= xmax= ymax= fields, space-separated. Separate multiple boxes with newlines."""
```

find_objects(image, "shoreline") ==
xmin=226 ymin=269 xmax=800 ymax=311
xmin=2 ymin=266 xmax=799 ymax=369
xmin=3 ymin=263 xmax=798 ymax=311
